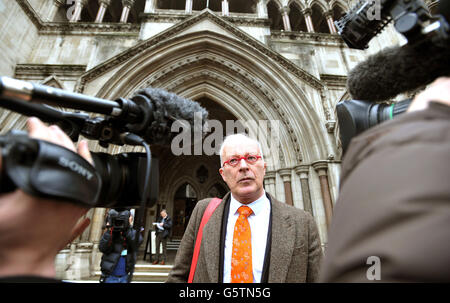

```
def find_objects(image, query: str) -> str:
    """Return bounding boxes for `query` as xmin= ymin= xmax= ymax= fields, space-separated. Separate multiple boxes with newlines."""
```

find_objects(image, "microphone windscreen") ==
xmin=133 ymin=87 xmax=208 ymax=145
xmin=137 ymin=87 xmax=208 ymax=122
xmin=347 ymin=43 xmax=450 ymax=101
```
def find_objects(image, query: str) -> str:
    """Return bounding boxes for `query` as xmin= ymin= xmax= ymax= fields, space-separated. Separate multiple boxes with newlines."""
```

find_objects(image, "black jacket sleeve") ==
xmin=99 ymin=229 xmax=113 ymax=253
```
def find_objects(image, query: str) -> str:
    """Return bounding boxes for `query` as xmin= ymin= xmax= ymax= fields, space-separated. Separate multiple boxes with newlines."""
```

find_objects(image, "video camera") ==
xmin=334 ymin=0 xmax=450 ymax=153
xmin=106 ymin=209 xmax=131 ymax=232
xmin=0 ymin=77 xmax=208 ymax=214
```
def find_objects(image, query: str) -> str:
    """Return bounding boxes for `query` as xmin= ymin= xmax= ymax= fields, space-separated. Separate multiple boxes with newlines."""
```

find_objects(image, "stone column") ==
xmin=256 ymin=0 xmax=268 ymax=18
xmin=280 ymin=6 xmax=291 ymax=31
xmin=95 ymin=0 xmax=111 ymax=23
xmin=89 ymin=208 xmax=107 ymax=243
xmin=88 ymin=208 xmax=107 ymax=275
xmin=120 ymin=0 xmax=135 ymax=23
xmin=278 ymin=168 xmax=293 ymax=206
xmin=47 ymin=0 xmax=64 ymax=21
xmin=70 ymin=0 xmax=88 ymax=22
xmin=325 ymin=11 xmax=337 ymax=34
xmin=264 ymin=171 xmax=276 ymax=197
xmin=185 ymin=0 xmax=193 ymax=13
xmin=144 ymin=0 xmax=156 ymax=13
xmin=222 ymin=0 xmax=229 ymax=16
xmin=294 ymin=165 xmax=313 ymax=215
xmin=312 ymin=161 xmax=333 ymax=228
xmin=303 ymin=8 xmax=314 ymax=32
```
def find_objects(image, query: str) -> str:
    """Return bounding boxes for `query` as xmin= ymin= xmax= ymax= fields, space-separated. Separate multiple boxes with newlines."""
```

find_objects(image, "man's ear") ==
xmin=219 ymin=168 xmax=226 ymax=181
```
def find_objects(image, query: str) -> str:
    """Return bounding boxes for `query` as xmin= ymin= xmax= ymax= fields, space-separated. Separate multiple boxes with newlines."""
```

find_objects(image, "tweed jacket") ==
xmin=167 ymin=192 xmax=323 ymax=283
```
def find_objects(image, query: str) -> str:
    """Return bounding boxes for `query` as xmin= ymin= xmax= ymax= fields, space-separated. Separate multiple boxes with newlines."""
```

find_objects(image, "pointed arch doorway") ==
xmin=161 ymin=96 xmax=231 ymax=239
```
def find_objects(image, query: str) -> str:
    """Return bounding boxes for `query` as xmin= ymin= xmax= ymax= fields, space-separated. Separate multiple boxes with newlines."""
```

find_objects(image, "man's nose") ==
xmin=238 ymin=158 xmax=249 ymax=170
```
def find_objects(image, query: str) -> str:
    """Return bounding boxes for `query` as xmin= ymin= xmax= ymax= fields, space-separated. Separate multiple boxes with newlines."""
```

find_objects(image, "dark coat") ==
xmin=167 ymin=192 xmax=323 ymax=283
xmin=99 ymin=228 xmax=143 ymax=275
xmin=155 ymin=215 xmax=173 ymax=239
xmin=320 ymin=103 xmax=450 ymax=282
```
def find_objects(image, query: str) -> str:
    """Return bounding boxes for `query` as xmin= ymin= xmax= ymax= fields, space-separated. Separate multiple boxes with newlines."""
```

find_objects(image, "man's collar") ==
xmin=230 ymin=191 xmax=269 ymax=216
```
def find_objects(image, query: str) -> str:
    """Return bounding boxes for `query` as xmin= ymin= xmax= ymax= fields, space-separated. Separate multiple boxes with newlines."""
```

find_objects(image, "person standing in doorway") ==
xmin=153 ymin=209 xmax=172 ymax=265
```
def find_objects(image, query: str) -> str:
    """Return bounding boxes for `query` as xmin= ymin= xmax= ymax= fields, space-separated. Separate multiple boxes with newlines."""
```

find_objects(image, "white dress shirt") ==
xmin=223 ymin=191 xmax=271 ymax=283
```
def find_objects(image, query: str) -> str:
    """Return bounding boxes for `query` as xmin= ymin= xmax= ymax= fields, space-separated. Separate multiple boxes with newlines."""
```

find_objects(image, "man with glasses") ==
xmin=168 ymin=133 xmax=322 ymax=283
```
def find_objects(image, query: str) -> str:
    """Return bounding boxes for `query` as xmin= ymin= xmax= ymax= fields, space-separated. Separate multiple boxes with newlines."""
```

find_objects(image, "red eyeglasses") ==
xmin=222 ymin=155 xmax=262 ymax=167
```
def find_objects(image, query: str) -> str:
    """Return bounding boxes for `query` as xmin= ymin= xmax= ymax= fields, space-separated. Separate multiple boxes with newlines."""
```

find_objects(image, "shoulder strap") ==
xmin=188 ymin=197 xmax=222 ymax=283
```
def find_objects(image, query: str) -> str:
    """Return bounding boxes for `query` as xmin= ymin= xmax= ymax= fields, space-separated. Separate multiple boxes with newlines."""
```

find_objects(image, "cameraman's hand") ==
xmin=408 ymin=77 xmax=450 ymax=112
xmin=0 ymin=117 xmax=92 ymax=278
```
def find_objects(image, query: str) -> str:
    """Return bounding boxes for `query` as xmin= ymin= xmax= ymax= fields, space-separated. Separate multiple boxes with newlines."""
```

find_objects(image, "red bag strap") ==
xmin=188 ymin=197 xmax=222 ymax=283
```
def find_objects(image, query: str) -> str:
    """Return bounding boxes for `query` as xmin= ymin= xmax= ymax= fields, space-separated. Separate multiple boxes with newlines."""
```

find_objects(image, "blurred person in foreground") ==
xmin=320 ymin=77 xmax=450 ymax=282
xmin=0 ymin=117 xmax=91 ymax=282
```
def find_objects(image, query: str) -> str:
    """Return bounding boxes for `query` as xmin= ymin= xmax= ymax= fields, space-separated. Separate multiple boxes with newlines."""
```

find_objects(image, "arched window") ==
xmin=157 ymin=0 xmax=186 ymax=10
xmin=311 ymin=4 xmax=329 ymax=33
xmin=331 ymin=3 xmax=346 ymax=24
xmin=229 ymin=0 xmax=257 ymax=14
xmin=289 ymin=2 xmax=307 ymax=32
xmin=268 ymin=0 xmax=283 ymax=30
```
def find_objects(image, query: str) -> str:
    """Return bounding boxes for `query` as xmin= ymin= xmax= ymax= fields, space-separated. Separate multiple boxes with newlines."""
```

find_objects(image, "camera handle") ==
xmin=0 ymin=130 xmax=102 ymax=207
xmin=0 ymin=95 xmax=145 ymax=148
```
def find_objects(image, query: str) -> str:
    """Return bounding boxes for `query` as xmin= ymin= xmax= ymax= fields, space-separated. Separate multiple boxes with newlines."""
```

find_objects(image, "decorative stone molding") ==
xmin=141 ymin=12 xmax=189 ymax=23
xmin=319 ymin=74 xmax=347 ymax=88
xmin=270 ymin=30 xmax=344 ymax=45
xmin=141 ymin=11 xmax=271 ymax=27
xmin=325 ymin=120 xmax=336 ymax=133
xmin=302 ymin=8 xmax=312 ymax=16
xmin=294 ymin=164 xmax=309 ymax=179
xmin=14 ymin=64 xmax=87 ymax=79
xmin=264 ymin=170 xmax=276 ymax=180
xmin=122 ymin=0 xmax=135 ymax=7
xmin=15 ymin=0 xmax=139 ymax=35
xmin=78 ymin=10 xmax=323 ymax=91
xmin=312 ymin=160 xmax=329 ymax=174
xmin=222 ymin=15 xmax=271 ymax=27
xmin=39 ymin=22 xmax=140 ymax=36
xmin=277 ymin=168 xmax=293 ymax=205
xmin=277 ymin=168 xmax=292 ymax=182
xmin=16 ymin=0 xmax=43 ymax=30
xmin=137 ymin=58 xmax=301 ymax=166
xmin=323 ymin=10 xmax=334 ymax=19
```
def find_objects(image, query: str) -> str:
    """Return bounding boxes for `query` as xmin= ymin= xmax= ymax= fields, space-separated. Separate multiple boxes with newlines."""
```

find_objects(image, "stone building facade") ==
xmin=0 ymin=0 xmax=439 ymax=280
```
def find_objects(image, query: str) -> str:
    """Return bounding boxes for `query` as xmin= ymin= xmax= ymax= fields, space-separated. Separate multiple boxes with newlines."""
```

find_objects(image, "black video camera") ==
xmin=0 ymin=77 xmax=207 ymax=211
xmin=334 ymin=0 xmax=449 ymax=153
xmin=106 ymin=209 xmax=131 ymax=232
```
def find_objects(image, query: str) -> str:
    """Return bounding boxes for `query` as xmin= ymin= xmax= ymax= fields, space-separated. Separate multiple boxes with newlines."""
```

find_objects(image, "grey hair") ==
xmin=219 ymin=133 xmax=264 ymax=167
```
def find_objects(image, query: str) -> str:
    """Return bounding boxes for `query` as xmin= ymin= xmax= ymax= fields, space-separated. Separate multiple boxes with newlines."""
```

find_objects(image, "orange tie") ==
xmin=231 ymin=206 xmax=253 ymax=283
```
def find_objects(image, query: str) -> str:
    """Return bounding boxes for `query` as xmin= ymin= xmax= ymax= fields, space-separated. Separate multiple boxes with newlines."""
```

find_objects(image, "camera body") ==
xmin=335 ymin=0 xmax=449 ymax=154
xmin=107 ymin=209 xmax=131 ymax=232
xmin=91 ymin=152 xmax=159 ymax=208
xmin=0 ymin=130 xmax=159 ymax=208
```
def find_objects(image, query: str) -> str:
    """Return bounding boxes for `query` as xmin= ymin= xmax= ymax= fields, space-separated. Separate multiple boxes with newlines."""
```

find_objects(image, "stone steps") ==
xmin=78 ymin=263 xmax=173 ymax=283
xmin=167 ymin=239 xmax=181 ymax=251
